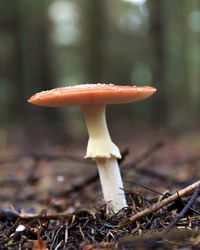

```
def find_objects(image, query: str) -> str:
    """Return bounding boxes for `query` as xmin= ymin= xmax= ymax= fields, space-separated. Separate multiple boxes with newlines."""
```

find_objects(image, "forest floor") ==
xmin=0 ymin=126 xmax=200 ymax=249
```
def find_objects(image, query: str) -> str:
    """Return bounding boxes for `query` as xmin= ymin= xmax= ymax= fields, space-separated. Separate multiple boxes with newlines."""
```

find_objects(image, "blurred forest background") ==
xmin=0 ymin=0 xmax=200 ymax=149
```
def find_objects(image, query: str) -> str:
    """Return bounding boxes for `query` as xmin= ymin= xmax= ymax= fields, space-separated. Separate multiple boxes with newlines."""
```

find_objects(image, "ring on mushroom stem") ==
xmin=28 ymin=83 xmax=157 ymax=213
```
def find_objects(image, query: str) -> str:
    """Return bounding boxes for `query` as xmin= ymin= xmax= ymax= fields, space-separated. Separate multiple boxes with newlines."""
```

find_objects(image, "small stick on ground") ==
xmin=164 ymin=183 xmax=200 ymax=232
xmin=119 ymin=180 xmax=200 ymax=228
xmin=19 ymin=211 xmax=73 ymax=221
xmin=131 ymin=141 xmax=165 ymax=166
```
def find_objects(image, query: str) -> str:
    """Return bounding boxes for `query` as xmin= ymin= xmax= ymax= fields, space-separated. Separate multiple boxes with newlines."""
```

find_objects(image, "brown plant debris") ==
xmin=0 ymin=180 xmax=200 ymax=249
xmin=0 ymin=136 xmax=200 ymax=249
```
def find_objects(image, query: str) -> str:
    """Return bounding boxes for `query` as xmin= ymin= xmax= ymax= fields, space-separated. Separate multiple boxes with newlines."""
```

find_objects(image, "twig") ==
xmin=164 ymin=183 xmax=200 ymax=231
xmin=0 ymin=153 xmax=86 ymax=164
xmin=172 ymin=155 xmax=200 ymax=167
xmin=62 ymin=149 xmax=130 ymax=195
xmin=0 ymin=141 xmax=163 ymax=166
xmin=19 ymin=212 xmax=73 ymax=221
xmin=131 ymin=141 xmax=165 ymax=166
xmin=122 ymin=141 xmax=188 ymax=186
xmin=119 ymin=180 xmax=200 ymax=228
xmin=133 ymin=167 xmax=185 ymax=186
xmin=64 ymin=145 xmax=164 ymax=195
xmin=63 ymin=172 xmax=99 ymax=196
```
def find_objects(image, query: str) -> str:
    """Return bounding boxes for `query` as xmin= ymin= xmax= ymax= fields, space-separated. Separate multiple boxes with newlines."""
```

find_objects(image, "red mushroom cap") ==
xmin=28 ymin=83 xmax=156 ymax=107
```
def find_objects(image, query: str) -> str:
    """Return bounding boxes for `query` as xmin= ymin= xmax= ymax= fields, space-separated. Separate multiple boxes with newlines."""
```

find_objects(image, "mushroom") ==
xmin=28 ymin=83 xmax=156 ymax=212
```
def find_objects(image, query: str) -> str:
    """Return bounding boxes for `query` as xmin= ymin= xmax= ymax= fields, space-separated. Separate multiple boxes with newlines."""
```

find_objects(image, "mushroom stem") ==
xmin=96 ymin=158 xmax=127 ymax=212
xmin=81 ymin=104 xmax=121 ymax=159
xmin=81 ymin=104 xmax=127 ymax=212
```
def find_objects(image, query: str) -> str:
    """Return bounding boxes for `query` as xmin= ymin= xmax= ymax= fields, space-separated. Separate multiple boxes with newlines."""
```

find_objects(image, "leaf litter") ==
xmin=0 ymin=130 xmax=200 ymax=249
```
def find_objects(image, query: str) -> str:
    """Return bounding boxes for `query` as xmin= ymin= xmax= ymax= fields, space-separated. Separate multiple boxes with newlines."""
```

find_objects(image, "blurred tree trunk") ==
xmin=183 ymin=0 xmax=200 ymax=119
xmin=156 ymin=0 xmax=200 ymax=125
xmin=1 ymin=0 xmax=60 ymax=123
xmin=148 ymin=0 xmax=168 ymax=124
xmin=80 ymin=0 xmax=108 ymax=82
xmin=11 ymin=1 xmax=25 ymax=121
xmin=0 ymin=0 xmax=66 ymax=146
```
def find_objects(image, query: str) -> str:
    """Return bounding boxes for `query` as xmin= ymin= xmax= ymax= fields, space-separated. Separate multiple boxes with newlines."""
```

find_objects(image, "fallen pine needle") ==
xmin=119 ymin=180 xmax=200 ymax=228
xmin=164 ymin=182 xmax=200 ymax=231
